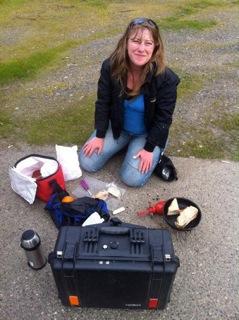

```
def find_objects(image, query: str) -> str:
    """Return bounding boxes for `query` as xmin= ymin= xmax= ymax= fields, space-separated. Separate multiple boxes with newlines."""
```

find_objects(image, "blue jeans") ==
xmin=79 ymin=126 xmax=162 ymax=187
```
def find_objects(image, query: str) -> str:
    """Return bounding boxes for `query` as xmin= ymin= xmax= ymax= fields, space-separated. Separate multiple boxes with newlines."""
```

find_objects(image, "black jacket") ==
xmin=95 ymin=58 xmax=180 ymax=152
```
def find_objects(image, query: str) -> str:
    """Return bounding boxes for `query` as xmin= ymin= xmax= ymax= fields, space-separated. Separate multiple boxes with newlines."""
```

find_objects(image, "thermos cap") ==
xmin=21 ymin=230 xmax=40 ymax=250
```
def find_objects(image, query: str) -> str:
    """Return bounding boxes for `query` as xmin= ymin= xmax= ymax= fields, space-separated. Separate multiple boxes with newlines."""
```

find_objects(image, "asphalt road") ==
xmin=0 ymin=144 xmax=238 ymax=320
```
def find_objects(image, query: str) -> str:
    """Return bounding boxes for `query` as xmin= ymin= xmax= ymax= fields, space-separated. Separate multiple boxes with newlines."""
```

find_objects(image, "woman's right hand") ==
xmin=83 ymin=137 xmax=104 ymax=157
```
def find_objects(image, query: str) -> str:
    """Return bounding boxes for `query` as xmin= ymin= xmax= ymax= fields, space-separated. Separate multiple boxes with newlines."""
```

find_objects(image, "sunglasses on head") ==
xmin=130 ymin=18 xmax=158 ymax=30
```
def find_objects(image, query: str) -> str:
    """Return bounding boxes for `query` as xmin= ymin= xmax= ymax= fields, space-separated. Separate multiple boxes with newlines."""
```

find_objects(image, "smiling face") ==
xmin=127 ymin=28 xmax=155 ymax=69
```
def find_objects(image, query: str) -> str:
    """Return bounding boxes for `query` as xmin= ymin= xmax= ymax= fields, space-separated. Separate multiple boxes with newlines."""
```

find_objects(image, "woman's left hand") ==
xmin=134 ymin=149 xmax=153 ymax=174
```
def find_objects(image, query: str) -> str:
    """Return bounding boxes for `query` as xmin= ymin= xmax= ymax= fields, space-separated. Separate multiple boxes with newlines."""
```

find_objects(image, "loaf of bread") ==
xmin=167 ymin=198 xmax=180 ymax=215
xmin=175 ymin=206 xmax=198 ymax=228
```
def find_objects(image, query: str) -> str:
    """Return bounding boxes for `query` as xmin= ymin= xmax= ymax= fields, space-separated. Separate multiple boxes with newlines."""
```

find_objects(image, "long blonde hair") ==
xmin=110 ymin=18 xmax=165 ymax=94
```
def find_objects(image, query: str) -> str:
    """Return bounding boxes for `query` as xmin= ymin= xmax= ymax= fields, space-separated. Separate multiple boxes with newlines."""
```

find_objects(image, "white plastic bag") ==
xmin=9 ymin=167 xmax=37 ymax=204
xmin=55 ymin=145 xmax=82 ymax=181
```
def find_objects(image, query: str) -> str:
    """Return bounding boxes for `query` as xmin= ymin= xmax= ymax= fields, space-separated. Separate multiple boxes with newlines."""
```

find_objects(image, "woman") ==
xmin=79 ymin=18 xmax=180 ymax=187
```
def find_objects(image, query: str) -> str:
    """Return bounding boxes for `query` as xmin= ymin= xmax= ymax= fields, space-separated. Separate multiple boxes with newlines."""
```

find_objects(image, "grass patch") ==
xmin=21 ymin=96 xmax=95 ymax=145
xmin=0 ymin=0 xmax=27 ymax=8
xmin=160 ymin=17 xmax=216 ymax=31
xmin=225 ymin=60 xmax=239 ymax=68
xmin=0 ymin=0 xmax=121 ymax=81
xmin=0 ymin=0 xmax=26 ymax=5
xmin=181 ymin=137 xmax=223 ymax=158
xmin=82 ymin=0 xmax=108 ymax=7
xmin=0 ymin=0 xmax=26 ymax=3
xmin=178 ymin=131 xmax=224 ymax=159
xmin=177 ymin=0 xmax=223 ymax=16
xmin=0 ymin=0 xmax=29 ymax=23
xmin=0 ymin=0 xmax=113 ymax=62
xmin=0 ymin=110 xmax=14 ymax=138
xmin=176 ymin=71 xmax=204 ymax=99
xmin=169 ymin=112 xmax=239 ymax=160
xmin=158 ymin=0 xmax=223 ymax=31
xmin=0 ymin=41 xmax=75 ymax=85
xmin=158 ymin=0 xmax=237 ymax=32
xmin=212 ymin=113 xmax=239 ymax=161
xmin=169 ymin=120 xmax=225 ymax=159
xmin=214 ymin=112 xmax=239 ymax=131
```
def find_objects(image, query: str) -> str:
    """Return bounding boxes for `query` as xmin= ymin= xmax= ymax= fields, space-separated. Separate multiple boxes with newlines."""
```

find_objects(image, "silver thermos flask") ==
xmin=20 ymin=229 xmax=47 ymax=270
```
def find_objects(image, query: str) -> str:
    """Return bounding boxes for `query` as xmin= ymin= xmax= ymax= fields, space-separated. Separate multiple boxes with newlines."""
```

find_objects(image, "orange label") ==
xmin=69 ymin=295 xmax=80 ymax=306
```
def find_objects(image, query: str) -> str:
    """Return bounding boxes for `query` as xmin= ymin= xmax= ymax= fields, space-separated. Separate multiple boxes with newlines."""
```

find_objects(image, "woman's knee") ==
xmin=78 ymin=150 xmax=101 ymax=173
xmin=119 ymin=164 xmax=150 ymax=187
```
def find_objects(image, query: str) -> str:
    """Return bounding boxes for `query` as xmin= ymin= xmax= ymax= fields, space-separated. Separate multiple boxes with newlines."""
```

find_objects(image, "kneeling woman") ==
xmin=79 ymin=18 xmax=180 ymax=187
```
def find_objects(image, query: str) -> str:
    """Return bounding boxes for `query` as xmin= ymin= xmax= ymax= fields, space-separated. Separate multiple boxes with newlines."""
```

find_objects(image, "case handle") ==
xmin=100 ymin=226 xmax=129 ymax=235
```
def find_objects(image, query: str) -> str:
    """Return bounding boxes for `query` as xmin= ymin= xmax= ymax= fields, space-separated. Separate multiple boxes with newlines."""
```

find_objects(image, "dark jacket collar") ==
xmin=145 ymin=62 xmax=157 ymax=83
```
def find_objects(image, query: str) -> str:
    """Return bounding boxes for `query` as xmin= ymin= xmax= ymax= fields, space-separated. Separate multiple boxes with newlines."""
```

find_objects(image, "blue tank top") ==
xmin=123 ymin=94 xmax=146 ymax=135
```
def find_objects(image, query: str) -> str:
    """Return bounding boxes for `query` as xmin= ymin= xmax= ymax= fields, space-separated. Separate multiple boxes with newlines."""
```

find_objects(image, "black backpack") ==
xmin=154 ymin=155 xmax=178 ymax=182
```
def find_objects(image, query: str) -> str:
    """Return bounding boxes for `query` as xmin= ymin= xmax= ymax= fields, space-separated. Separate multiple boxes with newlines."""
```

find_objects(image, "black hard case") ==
xmin=48 ymin=219 xmax=179 ymax=310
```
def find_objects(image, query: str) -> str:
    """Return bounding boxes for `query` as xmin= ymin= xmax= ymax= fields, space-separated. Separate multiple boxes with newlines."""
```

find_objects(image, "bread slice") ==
xmin=94 ymin=190 xmax=109 ymax=200
xmin=175 ymin=206 xmax=198 ymax=228
xmin=167 ymin=198 xmax=180 ymax=215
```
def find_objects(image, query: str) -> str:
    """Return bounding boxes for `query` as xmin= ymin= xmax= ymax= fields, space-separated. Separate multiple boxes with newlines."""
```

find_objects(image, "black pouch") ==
xmin=154 ymin=155 xmax=178 ymax=182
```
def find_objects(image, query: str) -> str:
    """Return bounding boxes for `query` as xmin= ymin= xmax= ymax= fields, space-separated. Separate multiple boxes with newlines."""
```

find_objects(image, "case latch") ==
xmin=151 ymin=245 xmax=163 ymax=264
xmin=63 ymin=243 xmax=76 ymax=260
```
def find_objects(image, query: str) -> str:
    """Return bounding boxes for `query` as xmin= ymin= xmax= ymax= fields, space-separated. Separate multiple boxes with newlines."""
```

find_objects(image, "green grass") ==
xmin=83 ymin=0 xmax=108 ymax=7
xmin=0 ymin=0 xmax=27 ymax=8
xmin=0 ymin=111 xmax=14 ymax=138
xmin=177 ymin=0 xmax=223 ymax=16
xmin=176 ymin=71 xmax=204 ymax=99
xmin=0 ymin=0 xmax=26 ymax=3
xmin=0 ymin=26 xmax=122 ymax=86
xmin=226 ymin=60 xmax=239 ymax=68
xmin=0 ymin=0 xmax=122 ymax=85
xmin=169 ymin=121 xmax=225 ymax=159
xmin=21 ymin=96 xmax=95 ymax=145
xmin=0 ymin=41 xmax=75 ymax=85
xmin=0 ymin=0 xmax=29 ymax=22
xmin=160 ymin=18 xmax=217 ymax=31
xmin=169 ymin=112 xmax=239 ymax=160
xmin=157 ymin=0 xmax=223 ymax=31
xmin=214 ymin=112 xmax=239 ymax=131
xmin=178 ymin=131 xmax=224 ymax=159
xmin=212 ymin=113 xmax=239 ymax=161
xmin=0 ymin=0 xmax=113 ymax=62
